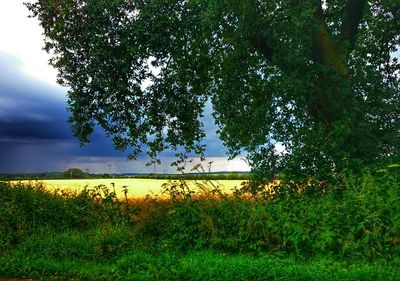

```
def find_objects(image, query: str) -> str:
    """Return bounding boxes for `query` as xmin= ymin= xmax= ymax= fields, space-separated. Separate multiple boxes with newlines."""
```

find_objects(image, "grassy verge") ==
xmin=1 ymin=167 xmax=399 ymax=280
xmin=1 ymin=240 xmax=398 ymax=281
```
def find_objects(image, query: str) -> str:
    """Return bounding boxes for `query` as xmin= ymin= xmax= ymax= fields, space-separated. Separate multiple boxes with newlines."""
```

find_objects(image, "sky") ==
xmin=0 ymin=0 xmax=250 ymax=174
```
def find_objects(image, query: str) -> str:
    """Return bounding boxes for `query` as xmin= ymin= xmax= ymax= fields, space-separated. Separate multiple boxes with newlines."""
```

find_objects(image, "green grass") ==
xmin=1 ymin=245 xmax=398 ymax=281
xmin=1 ymin=167 xmax=400 ymax=280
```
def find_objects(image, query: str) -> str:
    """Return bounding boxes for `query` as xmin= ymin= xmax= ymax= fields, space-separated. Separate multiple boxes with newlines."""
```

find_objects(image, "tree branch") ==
xmin=311 ymin=0 xmax=348 ymax=76
xmin=340 ymin=0 xmax=367 ymax=50
xmin=309 ymin=0 xmax=350 ymax=126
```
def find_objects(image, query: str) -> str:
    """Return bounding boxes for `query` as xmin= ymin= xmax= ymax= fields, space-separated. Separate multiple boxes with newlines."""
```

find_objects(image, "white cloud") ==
xmin=0 ymin=0 xmax=59 ymax=87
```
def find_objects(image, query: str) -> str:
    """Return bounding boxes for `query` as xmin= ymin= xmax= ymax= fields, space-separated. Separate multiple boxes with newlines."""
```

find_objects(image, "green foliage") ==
xmin=1 ymin=248 xmax=399 ymax=281
xmin=0 ymin=172 xmax=251 ymax=181
xmin=149 ymin=167 xmax=400 ymax=259
xmin=1 ymin=168 xmax=400 ymax=279
xmin=27 ymin=0 xmax=400 ymax=179
xmin=63 ymin=168 xmax=86 ymax=179
xmin=15 ymin=227 xmax=97 ymax=261
xmin=153 ymin=251 xmax=399 ymax=281
xmin=127 ymin=173 xmax=252 ymax=181
xmin=0 ymin=181 xmax=98 ymax=249
xmin=0 ymin=172 xmax=65 ymax=180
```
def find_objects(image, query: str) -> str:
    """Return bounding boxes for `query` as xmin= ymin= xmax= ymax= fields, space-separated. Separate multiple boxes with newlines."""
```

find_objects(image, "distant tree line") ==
xmin=0 ymin=172 xmax=65 ymax=181
xmin=0 ymin=169 xmax=251 ymax=181
xmin=121 ymin=173 xmax=252 ymax=181
xmin=0 ymin=168 xmax=88 ymax=180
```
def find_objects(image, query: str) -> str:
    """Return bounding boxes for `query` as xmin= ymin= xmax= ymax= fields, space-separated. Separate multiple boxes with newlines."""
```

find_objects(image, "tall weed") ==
xmin=1 ymin=166 xmax=399 ymax=260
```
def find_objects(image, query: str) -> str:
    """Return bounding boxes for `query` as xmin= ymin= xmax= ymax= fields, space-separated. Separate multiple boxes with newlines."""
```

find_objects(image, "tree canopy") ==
xmin=28 ymin=0 xmax=400 ymax=180
xmin=63 ymin=168 xmax=85 ymax=178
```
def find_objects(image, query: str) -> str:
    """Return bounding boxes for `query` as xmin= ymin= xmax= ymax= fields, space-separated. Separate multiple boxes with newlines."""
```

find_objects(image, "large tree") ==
xmin=28 ymin=0 xmax=400 ymax=180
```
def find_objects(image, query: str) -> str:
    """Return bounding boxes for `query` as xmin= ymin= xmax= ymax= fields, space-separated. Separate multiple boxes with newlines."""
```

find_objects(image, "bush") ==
xmin=137 ymin=167 xmax=400 ymax=258
xmin=1 ymin=166 xmax=399 ymax=260
xmin=0 ymin=181 xmax=99 ymax=249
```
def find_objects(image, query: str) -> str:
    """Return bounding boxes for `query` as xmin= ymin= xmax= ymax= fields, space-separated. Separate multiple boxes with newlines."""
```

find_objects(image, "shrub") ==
xmin=0 ymin=181 xmax=99 ymax=249
xmin=1 ymin=166 xmax=399 ymax=260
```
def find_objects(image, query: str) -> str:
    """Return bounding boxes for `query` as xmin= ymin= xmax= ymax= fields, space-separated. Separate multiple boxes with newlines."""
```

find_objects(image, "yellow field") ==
xmin=16 ymin=178 xmax=247 ymax=198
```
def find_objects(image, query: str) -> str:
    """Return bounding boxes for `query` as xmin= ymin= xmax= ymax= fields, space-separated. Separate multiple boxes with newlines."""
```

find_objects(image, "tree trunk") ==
xmin=309 ymin=0 xmax=366 ymax=129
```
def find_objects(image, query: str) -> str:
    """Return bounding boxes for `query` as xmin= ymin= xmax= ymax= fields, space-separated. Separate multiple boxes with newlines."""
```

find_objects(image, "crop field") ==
xmin=14 ymin=178 xmax=247 ymax=198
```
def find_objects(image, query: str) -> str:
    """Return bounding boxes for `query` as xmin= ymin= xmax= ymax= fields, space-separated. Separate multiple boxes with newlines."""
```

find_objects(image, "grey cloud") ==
xmin=0 ymin=53 xmax=233 ymax=173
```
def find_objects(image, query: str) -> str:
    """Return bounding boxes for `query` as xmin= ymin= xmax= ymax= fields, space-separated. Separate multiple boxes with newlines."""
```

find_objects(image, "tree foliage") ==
xmin=27 ymin=0 xmax=400 ymax=180
xmin=63 ymin=168 xmax=85 ymax=179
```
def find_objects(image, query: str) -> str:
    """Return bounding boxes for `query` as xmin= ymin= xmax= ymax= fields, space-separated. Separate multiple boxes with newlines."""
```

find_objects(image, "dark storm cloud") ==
xmin=69 ymin=129 xmax=131 ymax=157
xmin=0 ymin=54 xmax=70 ymax=140
xmin=0 ymin=119 xmax=70 ymax=141
xmin=0 ymin=54 xmax=120 ymax=151
xmin=0 ymin=54 xmax=123 ymax=172
xmin=0 ymin=53 xmax=231 ymax=173
xmin=200 ymin=103 xmax=229 ymax=157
